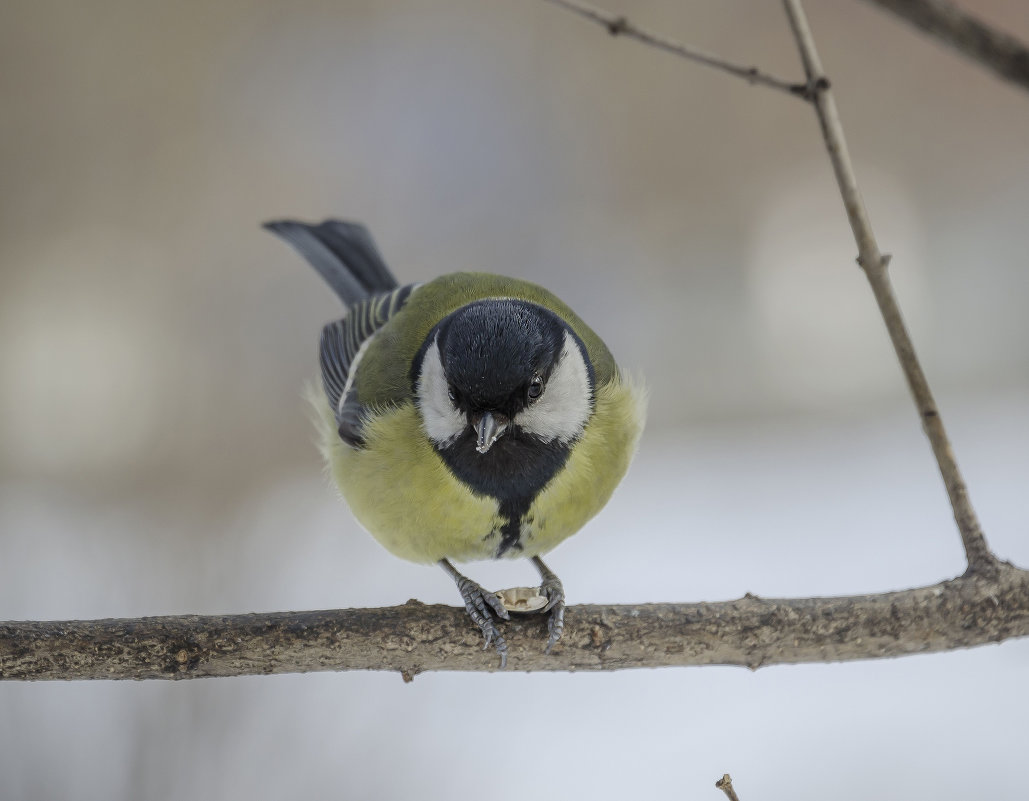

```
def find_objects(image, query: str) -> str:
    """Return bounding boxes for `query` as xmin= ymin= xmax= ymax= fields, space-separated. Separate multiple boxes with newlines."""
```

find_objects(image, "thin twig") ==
xmin=716 ymin=774 xmax=742 ymax=801
xmin=545 ymin=0 xmax=807 ymax=98
xmin=860 ymin=0 xmax=1029 ymax=93
xmin=2 ymin=564 xmax=1027 ymax=680
xmin=782 ymin=0 xmax=997 ymax=575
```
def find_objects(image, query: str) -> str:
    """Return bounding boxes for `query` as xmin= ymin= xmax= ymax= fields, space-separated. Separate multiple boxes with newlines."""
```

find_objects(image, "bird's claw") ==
xmin=539 ymin=574 xmax=565 ymax=654
xmin=454 ymin=574 xmax=510 ymax=669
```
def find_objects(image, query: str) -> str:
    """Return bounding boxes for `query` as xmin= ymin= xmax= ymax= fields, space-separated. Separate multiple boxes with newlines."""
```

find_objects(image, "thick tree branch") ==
xmin=2 ymin=563 xmax=1027 ymax=681
xmin=783 ymin=0 xmax=998 ymax=575
xmin=545 ymin=0 xmax=807 ymax=98
xmin=860 ymin=0 xmax=1029 ymax=93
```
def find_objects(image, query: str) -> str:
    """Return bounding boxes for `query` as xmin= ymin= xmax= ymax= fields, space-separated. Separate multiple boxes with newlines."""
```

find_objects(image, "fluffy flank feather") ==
xmin=304 ymin=380 xmax=341 ymax=484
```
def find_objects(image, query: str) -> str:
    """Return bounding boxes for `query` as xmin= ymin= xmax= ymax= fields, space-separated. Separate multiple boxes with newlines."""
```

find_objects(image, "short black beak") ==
xmin=474 ymin=411 xmax=509 ymax=454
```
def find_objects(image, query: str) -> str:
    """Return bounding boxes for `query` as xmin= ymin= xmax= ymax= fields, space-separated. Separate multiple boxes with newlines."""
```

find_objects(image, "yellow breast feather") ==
xmin=315 ymin=395 xmax=504 ymax=563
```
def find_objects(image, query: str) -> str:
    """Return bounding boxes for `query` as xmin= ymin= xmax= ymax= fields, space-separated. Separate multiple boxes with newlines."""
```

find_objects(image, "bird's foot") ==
xmin=439 ymin=559 xmax=510 ymax=668
xmin=532 ymin=556 xmax=565 ymax=654
xmin=456 ymin=575 xmax=511 ymax=668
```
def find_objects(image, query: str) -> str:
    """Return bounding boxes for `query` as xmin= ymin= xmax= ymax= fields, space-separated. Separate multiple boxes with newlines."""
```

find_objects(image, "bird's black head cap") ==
xmin=436 ymin=299 xmax=565 ymax=415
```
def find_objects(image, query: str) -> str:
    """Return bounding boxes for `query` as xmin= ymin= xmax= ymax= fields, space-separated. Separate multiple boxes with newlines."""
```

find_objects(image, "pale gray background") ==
xmin=1 ymin=1 xmax=1028 ymax=799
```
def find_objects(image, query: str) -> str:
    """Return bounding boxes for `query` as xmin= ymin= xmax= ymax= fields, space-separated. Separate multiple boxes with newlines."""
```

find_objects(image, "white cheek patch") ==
xmin=416 ymin=337 xmax=466 ymax=447
xmin=514 ymin=331 xmax=593 ymax=443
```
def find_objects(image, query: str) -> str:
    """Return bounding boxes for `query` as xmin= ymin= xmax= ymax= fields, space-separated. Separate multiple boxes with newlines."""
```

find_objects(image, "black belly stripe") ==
xmin=496 ymin=499 xmax=530 ymax=557
xmin=435 ymin=429 xmax=571 ymax=558
xmin=496 ymin=520 xmax=522 ymax=557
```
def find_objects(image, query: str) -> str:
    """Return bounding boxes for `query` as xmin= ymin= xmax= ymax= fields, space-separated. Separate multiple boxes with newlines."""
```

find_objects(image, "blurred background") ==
xmin=2 ymin=0 xmax=1028 ymax=798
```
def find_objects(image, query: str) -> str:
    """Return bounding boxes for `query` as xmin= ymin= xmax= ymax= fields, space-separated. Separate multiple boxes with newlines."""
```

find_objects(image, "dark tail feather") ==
xmin=263 ymin=219 xmax=399 ymax=305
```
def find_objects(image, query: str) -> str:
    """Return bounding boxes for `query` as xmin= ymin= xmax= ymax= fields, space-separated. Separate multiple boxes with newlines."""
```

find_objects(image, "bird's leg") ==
xmin=531 ymin=555 xmax=565 ymax=653
xmin=438 ymin=558 xmax=511 ymax=669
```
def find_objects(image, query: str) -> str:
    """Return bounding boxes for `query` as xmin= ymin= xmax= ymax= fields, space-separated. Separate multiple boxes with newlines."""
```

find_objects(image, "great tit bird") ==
xmin=265 ymin=219 xmax=645 ymax=667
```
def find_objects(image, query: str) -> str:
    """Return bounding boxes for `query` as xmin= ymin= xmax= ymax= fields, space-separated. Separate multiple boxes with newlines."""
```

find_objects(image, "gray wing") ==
xmin=321 ymin=283 xmax=417 ymax=447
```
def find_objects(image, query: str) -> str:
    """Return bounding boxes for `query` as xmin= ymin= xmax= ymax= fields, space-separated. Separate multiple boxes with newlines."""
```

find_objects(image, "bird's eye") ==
xmin=527 ymin=376 xmax=545 ymax=402
xmin=447 ymin=384 xmax=459 ymax=403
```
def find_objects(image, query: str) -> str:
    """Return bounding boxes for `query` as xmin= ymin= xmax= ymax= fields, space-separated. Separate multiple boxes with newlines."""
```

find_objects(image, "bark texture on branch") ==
xmin=861 ymin=0 xmax=1029 ymax=92
xmin=2 ymin=563 xmax=1026 ymax=681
